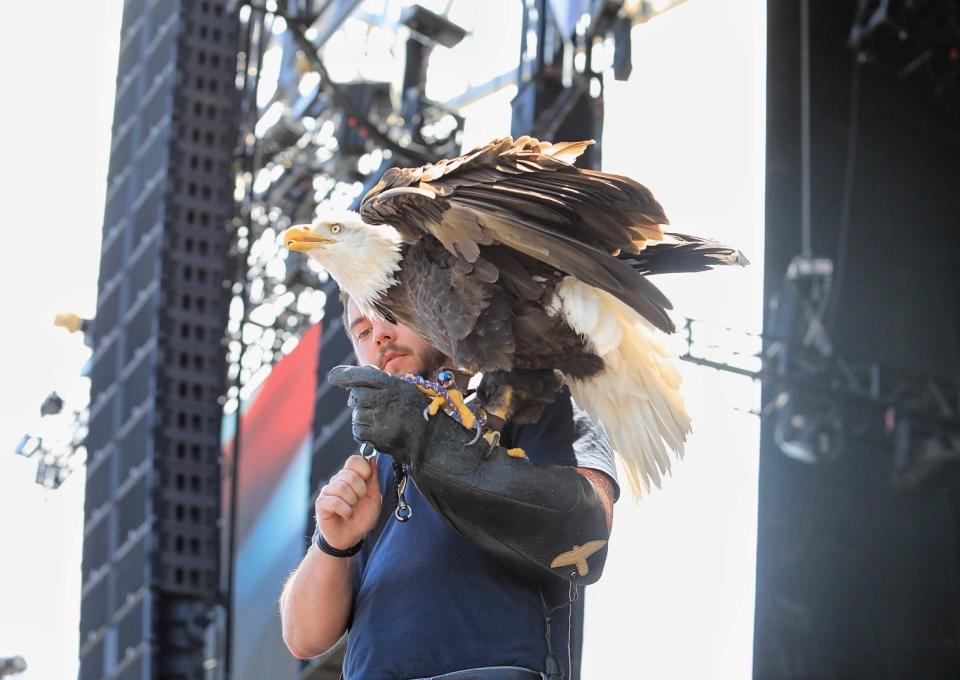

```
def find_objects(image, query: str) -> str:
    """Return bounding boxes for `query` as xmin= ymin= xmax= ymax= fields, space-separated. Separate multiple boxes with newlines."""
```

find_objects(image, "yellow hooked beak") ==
xmin=283 ymin=226 xmax=334 ymax=252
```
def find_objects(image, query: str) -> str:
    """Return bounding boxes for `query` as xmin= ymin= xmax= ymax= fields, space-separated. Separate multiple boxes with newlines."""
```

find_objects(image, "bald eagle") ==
xmin=284 ymin=136 xmax=746 ymax=498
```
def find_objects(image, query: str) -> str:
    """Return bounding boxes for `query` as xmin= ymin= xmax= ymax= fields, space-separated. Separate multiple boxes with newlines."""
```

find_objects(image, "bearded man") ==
xmin=279 ymin=293 xmax=618 ymax=680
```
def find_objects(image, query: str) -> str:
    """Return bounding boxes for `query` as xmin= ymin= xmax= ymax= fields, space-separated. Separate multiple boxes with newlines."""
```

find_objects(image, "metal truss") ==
xmin=677 ymin=315 xmax=960 ymax=461
xmin=849 ymin=0 xmax=960 ymax=109
xmin=14 ymin=399 xmax=89 ymax=490
xmin=226 ymin=0 xmax=468 ymax=418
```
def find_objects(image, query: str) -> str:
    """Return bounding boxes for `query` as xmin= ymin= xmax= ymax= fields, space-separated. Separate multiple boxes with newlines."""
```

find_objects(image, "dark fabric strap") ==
xmin=412 ymin=666 xmax=545 ymax=680
xmin=313 ymin=529 xmax=364 ymax=557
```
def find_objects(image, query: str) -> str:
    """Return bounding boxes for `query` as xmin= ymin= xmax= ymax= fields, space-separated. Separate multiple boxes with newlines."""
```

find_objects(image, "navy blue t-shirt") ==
xmin=337 ymin=388 xmax=618 ymax=680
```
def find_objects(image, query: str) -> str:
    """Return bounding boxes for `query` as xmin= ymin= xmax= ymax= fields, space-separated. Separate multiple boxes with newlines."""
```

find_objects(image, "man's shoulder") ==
xmin=506 ymin=386 xmax=620 ymax=498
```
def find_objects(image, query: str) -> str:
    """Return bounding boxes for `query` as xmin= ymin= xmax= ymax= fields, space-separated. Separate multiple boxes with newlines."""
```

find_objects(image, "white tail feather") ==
xmin=553 ymin=277 xmax=691 ymax=500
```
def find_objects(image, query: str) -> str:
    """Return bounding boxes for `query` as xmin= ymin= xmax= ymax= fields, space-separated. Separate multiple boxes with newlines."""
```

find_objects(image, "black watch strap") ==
xmin=313 ymin=529 xmax=364 ymax=558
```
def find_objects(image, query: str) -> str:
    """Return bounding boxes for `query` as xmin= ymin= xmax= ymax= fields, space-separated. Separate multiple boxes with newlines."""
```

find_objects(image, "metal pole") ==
xmin=223 ymin=7 xmax=271 ymax=678
xmin=800 ymin=0 xmax=812 ymax=257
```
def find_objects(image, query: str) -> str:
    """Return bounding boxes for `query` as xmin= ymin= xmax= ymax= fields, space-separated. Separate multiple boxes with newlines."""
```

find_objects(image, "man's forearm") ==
xmin=417 ymin=453 xmax=611 ymax=584
xmin=280 ymin=544 xmax=354 ymax=659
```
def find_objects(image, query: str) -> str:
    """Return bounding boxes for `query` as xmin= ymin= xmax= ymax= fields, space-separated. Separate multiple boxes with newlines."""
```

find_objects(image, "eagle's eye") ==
xmin=330 ymin=224 xmax=343 ymax=235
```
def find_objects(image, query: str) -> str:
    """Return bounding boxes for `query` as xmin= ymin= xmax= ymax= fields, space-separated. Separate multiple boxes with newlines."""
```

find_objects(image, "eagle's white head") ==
xmin=283 ymin=210 xmax=403 ymax=319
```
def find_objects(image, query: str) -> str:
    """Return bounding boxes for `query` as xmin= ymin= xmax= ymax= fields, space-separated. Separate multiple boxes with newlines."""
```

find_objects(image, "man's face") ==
xmin=345 ymin=298 xmax=446 ymax=377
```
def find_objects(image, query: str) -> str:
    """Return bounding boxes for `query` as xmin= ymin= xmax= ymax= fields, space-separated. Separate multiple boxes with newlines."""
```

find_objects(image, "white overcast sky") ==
xmin=0 ymin=1 xmax=763 ymax=678
xmin=0 ymin=2 xmax=121 ymax=678
xmin=585 ymin=4 xmax=765 ymax=678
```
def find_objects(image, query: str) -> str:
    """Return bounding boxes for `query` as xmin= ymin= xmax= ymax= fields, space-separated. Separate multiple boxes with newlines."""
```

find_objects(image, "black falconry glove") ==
xmin=328 ymin=365 xmax=611 ymax=585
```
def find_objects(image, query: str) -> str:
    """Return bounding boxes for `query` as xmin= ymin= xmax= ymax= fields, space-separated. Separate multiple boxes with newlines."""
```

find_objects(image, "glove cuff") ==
xmin=410 ymin=414 xmax=610 ymax=584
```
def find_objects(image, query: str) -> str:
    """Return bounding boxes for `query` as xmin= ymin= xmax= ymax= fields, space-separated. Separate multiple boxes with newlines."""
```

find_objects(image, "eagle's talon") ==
xmin=480 ymin=429 xmax=524 ymax=459
xmin=467 ymin=421 xmax=484 ymax=446
xmin=409 ymin=376 xmax=448 ymax=421
xmin=408 ymin=371 xmax=480 ymax=435
xmin=483 ymin=430 xmax=501 ymax=457
xmin=426 ymin=395 xmax=447 ymax=417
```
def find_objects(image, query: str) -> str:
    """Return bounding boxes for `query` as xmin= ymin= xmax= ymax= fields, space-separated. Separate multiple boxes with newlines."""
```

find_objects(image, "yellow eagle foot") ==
xmin=405 ymin=375 xmax=445 ymax=420
xmin=425 ymin=394 xmax=446 ymax=417
xmin=405 ymin=370 xmax=477 ymax=431
xmin=481 ymin=430 xmax=526 ymax=459
xmin=444 ymin=387 xmax=476 ymax=430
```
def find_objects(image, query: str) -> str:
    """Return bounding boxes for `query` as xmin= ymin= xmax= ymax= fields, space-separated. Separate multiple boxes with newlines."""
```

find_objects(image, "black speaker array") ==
xmin=80 ymin=2 xmax=240 ymax=679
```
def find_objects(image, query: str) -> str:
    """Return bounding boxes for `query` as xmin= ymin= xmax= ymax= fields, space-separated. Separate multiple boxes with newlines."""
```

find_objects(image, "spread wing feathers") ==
xmin=554 ymin=277 xmax=691 ymax=500
xmin=622 ymin=233 xmax=751 ymax=275
xmin=382 ymin=241 xmax=605 ymax=377
xmin=380 ymin=240 xmax=517 ymax=372
xmin=454 ymin=202 xmax=677 ymax=333
xmin=360 ymin=135 xmax=679 ymax=332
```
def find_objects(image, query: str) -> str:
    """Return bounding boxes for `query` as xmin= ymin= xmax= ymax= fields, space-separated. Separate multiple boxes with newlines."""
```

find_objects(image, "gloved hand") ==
xmin=327 ymin=365 xmax=434 ymax=465
xmin=329 ymin=364 xmax=611 ymax=585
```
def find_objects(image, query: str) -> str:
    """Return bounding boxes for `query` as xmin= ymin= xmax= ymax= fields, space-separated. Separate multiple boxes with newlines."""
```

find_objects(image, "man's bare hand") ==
xmin=315 ymin=454 xmax=381 ymax=551
xmin=283 ymin=454 xmax=378 ymax=658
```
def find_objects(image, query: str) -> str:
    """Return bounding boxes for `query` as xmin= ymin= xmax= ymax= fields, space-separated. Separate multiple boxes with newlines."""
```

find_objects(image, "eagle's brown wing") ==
xmin=359 ymin=135 xmax=677 ymax=332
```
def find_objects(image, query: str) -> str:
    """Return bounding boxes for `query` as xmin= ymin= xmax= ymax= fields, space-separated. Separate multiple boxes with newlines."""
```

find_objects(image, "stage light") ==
xmin=0 ymin=656 xmax=26 ymax=678
xmin=772 ymin=391 xmax=846 ymax=464
xmin=400 ymin=4 xmax=466 ymax=49
xmin=893 ymin=418 xmax=960 ymax=493
xmin=14 ymin=434 xmax=43 ymax=458
xmin=40 ymin=391 xmax=64 ymax=417
xmin=53 ymin=311 xmax=88 ymax=334
xmin=54 ymin=311 xmax=93 ymax=347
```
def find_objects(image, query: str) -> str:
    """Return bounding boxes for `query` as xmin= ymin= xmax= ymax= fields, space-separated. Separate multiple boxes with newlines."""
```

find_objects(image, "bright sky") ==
xmin=0 ymin=1 xmax=763 ymax=678
xmin=0 ymin=2 xmax=122 ymax=678
xmin=584 ymin=3 xmax=766 ymax=678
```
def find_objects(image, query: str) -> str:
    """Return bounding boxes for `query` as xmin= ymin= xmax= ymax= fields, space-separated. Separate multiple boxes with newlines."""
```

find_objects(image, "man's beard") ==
xmin=417 ymin=346 xmax=448 ymax=378
xmin=377 ymin=343 xmax=448 ymax=378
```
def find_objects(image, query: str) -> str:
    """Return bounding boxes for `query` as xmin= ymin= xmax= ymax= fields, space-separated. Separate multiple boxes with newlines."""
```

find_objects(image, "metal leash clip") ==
xmin=393 ymin=460 xmax=413 ymax=522
xmin=360 ymin=443 xmax=413 ymax=522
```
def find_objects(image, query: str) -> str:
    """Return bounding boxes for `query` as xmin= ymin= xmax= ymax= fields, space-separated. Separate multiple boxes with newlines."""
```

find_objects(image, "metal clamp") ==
xmin=394 ymin=462 xmax=413 ymax=522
